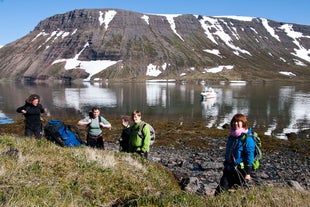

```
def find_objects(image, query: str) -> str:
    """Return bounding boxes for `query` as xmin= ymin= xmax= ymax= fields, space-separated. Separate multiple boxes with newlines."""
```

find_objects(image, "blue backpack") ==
xmin=44 ymin=120 xmax=85 ymax=147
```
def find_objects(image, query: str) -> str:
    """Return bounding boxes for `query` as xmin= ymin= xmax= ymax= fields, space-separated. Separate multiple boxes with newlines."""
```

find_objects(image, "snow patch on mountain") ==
xmin=52 ymin=41 xmax=119 ymax=81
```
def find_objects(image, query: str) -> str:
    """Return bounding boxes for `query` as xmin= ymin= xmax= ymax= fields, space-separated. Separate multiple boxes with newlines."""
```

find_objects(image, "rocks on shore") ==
xmin=106 ymin=140 xmax=310 ymax=195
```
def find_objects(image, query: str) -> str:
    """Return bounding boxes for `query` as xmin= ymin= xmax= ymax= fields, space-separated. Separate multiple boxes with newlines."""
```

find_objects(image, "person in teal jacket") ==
xmin=215 ymin=113 xmax=256 ymax=195
xmin=128 ymin=110 xmax=151 ymax=158
xmin=77 ymin=106 xmax=111 ymax=149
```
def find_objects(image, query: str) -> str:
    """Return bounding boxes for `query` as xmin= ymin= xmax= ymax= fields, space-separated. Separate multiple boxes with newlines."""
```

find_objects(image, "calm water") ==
xmin=0 ymin=81 xmax=309 ymax=139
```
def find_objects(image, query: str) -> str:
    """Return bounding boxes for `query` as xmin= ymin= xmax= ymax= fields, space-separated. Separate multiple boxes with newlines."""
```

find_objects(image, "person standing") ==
xmin=16 ymin=94 xmax=47 ymax=139
xmin=119 ymin=115 xmax=131 ymax=152
xmin=215 ymin=113 xmax=256 ymax=196
xmin=77 ymin=106 xmax=111 ymax=149
xmin=128 ymin=110 xmax=151 ymax=158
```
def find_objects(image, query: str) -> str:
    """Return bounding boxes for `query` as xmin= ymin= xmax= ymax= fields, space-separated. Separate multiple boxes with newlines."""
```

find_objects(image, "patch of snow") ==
xmin=99 ymin=10 xmax=117 ymax=30
xmin=52 ymin=41 xmax=119 ymax=81
xmin=197 ymin=16 xmax=217 ymax=44
xmin=163 ymin=14 xmax=184 ymax=41
xmin=216 ymin=16 xmax=254 ymax=22
xmin=146 ymin=79 xmax=176 ymax=82
xmin=279 ymin=71 xmax=296 ymax=77
xmin=250 ymin=27 xmax=258 ymax=34
xmin=62 ymin=31 xmax=70 ymax=38
xmin=198 ymin=16 xmax=251 ymax=56
xmin=141 ymin=15 xmax=149 ymax=24
xmin=146 ymin=64 xmax=162 ymax=76
xmin=279 ymin=24 xmax=310 ymax=63
xmin=293 ymin=59 xmax=306 ymax=66
xmin=71 ymin=29 xmax=78 ymax=35
xmin=261 ymin=18 xmax=280 ymax=41
xmin=180 ymin=73 xmax=186 ymax=76
xmin=203 ymin=49 xmax=222 ymax=57
xmin=162 ymin=63 xmax=168 ymax=70
xmin=204 ymin=65 xmax=234 ymax=73
xmin=31 ymin=31 xmax=49 ymax=42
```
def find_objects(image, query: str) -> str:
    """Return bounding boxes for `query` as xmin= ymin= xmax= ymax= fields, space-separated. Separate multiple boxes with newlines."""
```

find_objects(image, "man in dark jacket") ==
xmin=16 ymin=94 xmax=47 ymax=138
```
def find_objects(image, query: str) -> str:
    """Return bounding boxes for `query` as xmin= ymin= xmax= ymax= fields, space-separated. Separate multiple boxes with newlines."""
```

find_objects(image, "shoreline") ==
xmin=104 ymin=138 xmax=310 ymax=195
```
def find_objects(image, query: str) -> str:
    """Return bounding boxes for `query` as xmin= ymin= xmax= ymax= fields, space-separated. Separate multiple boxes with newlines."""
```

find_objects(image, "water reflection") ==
xmin=53 ymin=82 xmax=117 ymax=110
xmin=0 ymin=81 xmax=309 ymax=139
xmin=146 ymin=82 xmax=176 ymax=107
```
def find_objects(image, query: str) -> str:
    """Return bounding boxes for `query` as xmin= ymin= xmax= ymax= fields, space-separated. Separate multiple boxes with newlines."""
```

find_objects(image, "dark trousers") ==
xmin=215 ymin=165 xmax=247 ymax=196
xmin=87 ymin=134 xmax=104 ymax=149
xmin=25 ymin=125 xmax=42 ymax=139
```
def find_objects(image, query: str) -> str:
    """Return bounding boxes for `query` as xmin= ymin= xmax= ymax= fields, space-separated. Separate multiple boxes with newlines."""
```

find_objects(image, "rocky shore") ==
xmin=106 ymin=140 xmax=310 ymax=196
xmin=2 ymin=119 xmax=309 ymax=196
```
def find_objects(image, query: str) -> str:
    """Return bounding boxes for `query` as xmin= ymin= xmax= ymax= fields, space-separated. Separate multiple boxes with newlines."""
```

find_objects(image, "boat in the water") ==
xmin=200 ymin=87 xmax=217 ymax=99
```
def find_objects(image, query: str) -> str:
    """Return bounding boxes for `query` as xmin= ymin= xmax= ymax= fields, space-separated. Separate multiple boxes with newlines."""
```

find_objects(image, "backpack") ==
xmin=137 ymin=121 xmax=155 ymax=145
xmin=242 ymin=131 xmax=262 ymax=170
xmin=44 ymin=120 xmax=85 ymax=147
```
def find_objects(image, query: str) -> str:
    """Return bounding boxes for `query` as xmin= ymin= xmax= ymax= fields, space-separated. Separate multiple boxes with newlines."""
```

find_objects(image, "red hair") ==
xmin=230 ymin=114 xmax=249 ymax=129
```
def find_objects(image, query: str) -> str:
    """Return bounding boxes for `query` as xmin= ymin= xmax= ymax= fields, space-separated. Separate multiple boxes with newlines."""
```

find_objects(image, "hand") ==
xmin=21 ymin=109 xmax=27 ymax=114
xmin=244 ymin=174 xmax=251 ymax=182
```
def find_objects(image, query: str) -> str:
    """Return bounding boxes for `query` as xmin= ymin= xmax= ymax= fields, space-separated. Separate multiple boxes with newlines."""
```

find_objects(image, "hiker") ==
xmin=77 ymin=106 xmax=111 ymax=149
xmin=215 ymin=113 xmax=256 ymax=196
xmin=16 ymin=94 xmax=47 ymax=138
xmin=119 ymin=115 xmax=131 ymax=152
xmin=128 ymin=110 xmax=151 ymax=158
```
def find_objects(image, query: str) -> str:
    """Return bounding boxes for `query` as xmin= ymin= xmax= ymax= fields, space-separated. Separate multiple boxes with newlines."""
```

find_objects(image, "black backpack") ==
xmin=44 ymin=120 xmax=85 ymax=147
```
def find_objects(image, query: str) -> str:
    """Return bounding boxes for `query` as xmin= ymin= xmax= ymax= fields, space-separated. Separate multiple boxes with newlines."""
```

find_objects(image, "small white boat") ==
xmin=200 ymin=87 xmax=217 ymax=99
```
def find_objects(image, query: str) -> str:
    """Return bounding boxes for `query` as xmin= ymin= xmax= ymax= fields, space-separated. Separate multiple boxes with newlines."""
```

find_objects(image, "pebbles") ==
xmin=105 ymin=137 xmax=310 ymax=195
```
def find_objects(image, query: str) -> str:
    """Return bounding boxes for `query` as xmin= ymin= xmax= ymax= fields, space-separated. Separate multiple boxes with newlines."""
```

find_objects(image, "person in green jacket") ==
xmin=129 ymin=110 xmax=151 ymax=158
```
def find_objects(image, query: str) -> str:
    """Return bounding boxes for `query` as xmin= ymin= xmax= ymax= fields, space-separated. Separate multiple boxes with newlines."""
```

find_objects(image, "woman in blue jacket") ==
xmin=215 ymin=114 xmax=255 ymax=195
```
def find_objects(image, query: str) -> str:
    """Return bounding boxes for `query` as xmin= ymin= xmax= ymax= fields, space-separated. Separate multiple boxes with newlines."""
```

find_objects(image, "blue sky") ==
xmin=0 ymin=0 xmax=309 ymax=46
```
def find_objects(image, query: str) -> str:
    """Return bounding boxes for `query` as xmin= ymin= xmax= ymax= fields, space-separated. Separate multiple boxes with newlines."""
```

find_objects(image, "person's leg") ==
xmin=215 ymin=165 xmax=235 ymax=196
xmin=96 ymin=137 xmax=104 ymax=149
xmin=215 ymin=171 xmax=231 ymax=196
xmin=87 ymin=137 xmax=96 ymax=148
xmin=33 ymin=125 xmax=43 ymax=139
xmin=25 ymin=126 xmax=33 ymax=137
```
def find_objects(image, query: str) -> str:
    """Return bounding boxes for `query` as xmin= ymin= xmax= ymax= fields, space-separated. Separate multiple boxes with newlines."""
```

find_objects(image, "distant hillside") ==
xmin=0 ymin=9 xmax=309 ymax=82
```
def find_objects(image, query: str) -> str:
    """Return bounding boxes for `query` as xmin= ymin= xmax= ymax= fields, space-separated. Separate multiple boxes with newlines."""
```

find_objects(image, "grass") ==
xmin=1 ymin=119 xmax=310 ymax=206
xmin=0 ymin=134 xmax=310 ymax=206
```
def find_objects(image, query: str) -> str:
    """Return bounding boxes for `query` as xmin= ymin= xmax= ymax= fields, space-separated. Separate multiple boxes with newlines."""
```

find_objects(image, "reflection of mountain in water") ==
xmin=0 ymin=110 xmax=14 ymax=124
xmin=146 ymin=82 xmax=176 ymax=107
xmin=52 ymin=82 xmax=117 ymax=111
xmin=0 ymin=82 xmax=309 ymax=140
xmin=264 ymin=86 xmax=310 ymax=139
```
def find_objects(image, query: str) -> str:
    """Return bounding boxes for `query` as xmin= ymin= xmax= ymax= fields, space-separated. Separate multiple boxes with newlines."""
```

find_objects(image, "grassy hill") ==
xmin=1 ymin=135 xmax=310 ymax=206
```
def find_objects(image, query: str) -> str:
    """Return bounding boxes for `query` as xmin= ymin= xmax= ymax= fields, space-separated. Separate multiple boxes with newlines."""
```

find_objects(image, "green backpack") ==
xmin=242 ymin=132 xmax=262 ymax=170
xmin=137 ymin=121 xmax=155 ymax=145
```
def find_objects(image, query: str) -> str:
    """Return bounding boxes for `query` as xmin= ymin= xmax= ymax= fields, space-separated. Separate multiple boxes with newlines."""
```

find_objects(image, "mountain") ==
xmin=0 ymin=9 xmax=309 ymax=82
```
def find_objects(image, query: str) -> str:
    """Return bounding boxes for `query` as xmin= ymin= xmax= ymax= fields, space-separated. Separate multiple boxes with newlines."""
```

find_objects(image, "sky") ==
xmin=0 ymin=0 xmax=309 ymax=46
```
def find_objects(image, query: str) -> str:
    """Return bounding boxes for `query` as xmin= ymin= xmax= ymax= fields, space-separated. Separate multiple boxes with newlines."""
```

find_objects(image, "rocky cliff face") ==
xmin=0 ymin=9 xmax=309 ymax=82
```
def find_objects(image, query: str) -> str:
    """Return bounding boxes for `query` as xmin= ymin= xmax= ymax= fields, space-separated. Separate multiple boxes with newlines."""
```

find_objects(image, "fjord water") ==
xmin=0 ymin=81 xmax=309 ymax=139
